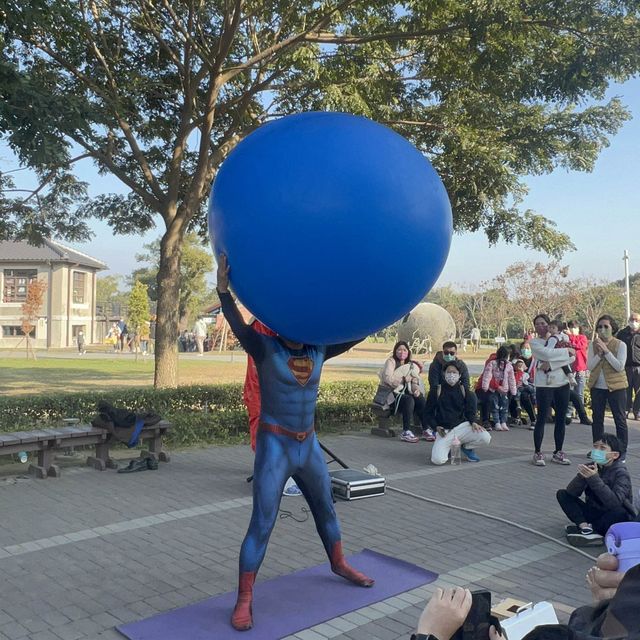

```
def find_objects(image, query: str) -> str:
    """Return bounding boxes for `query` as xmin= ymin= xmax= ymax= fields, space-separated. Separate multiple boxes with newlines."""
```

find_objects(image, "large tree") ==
xmin=130 ymin=233 xmax=215 ymax=326
xmin=2 ymin=1 xmax=639 ymax=385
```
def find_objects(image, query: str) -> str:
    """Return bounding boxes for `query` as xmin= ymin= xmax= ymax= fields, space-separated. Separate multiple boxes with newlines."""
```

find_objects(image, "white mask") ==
xmin=445 ymin=372 xmax=460 ymax=386
xmin=630 ymin=321 xmax=640 ymax=331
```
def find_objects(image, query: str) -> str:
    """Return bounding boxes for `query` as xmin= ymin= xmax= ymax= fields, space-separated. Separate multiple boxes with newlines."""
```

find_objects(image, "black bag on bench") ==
xmin=91 ymin=401 xmax=162 ymax=447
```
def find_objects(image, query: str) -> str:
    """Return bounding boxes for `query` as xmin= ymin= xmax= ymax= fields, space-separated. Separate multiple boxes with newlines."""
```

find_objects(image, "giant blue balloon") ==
xmin=209 ymin=112 xmax=452 ymax=344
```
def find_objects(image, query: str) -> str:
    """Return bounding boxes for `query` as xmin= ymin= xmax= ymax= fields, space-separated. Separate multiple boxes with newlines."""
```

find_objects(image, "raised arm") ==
xmin=216 ymin=254 xmax=265 ymax=361
xmin=325 ymin=339 xmax=362 ymax=360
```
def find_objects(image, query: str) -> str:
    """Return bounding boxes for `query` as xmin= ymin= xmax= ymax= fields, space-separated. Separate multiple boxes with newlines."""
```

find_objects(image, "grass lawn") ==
xmin=0 ymin=341 xmax=491 ymax=396
xmin=0 ymin=342 xmax=393 ymax=395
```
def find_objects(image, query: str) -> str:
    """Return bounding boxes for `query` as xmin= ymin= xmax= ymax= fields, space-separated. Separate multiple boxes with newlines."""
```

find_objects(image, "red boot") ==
xmin=231 ymin=572 xmax=256 ymax=631
xmin=330 ymin=542 xmax=374 ymax=587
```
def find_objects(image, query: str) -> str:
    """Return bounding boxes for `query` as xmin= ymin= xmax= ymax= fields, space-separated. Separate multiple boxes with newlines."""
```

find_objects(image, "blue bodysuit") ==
xmin=220 ymin=292 xmax=357 ymax=573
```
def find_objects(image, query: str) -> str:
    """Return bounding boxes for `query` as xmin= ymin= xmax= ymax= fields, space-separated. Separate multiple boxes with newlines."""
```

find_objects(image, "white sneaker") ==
xmin=532 ymin=452 xmax=546 ymax=466
xmin=283 ymin=477 xmax=302 ymax=496
xmin=501 ymin=422 xmax=510 ymax=431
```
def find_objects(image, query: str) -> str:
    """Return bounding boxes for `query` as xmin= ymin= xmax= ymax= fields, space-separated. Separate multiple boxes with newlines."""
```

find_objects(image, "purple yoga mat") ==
xmin=118 ymin=549 xmax=437 ymax=640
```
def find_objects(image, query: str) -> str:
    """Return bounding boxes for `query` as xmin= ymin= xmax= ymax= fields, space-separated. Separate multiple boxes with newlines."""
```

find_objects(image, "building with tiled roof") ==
xmin=0 ymin=239 xmax=107 ymax=348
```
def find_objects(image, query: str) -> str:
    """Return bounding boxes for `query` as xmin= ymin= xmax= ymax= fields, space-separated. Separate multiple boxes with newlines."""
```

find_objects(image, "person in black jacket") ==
xmin=557 ymin=434 xmax=636 ymax=547
xmin=428 ymin=341 xmax=471 ymax=391
xmin=616 ymin=312 xmax=640 ymax=420
xmin=425 ymin=363 xmax=491 ymax=464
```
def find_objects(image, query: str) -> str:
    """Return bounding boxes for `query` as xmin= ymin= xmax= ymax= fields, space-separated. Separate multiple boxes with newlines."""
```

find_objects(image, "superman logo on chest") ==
xmin=288 ymin=356 xmax=315 ymax=386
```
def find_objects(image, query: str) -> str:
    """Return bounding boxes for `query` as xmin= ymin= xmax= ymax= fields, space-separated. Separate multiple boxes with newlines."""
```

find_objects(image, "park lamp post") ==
xmin=623 ymin=250 xmax=631 ymax=320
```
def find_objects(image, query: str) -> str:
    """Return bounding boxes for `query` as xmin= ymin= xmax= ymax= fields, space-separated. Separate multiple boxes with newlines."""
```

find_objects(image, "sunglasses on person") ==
xmin=443 ymin=350 xmax=456 ymax=355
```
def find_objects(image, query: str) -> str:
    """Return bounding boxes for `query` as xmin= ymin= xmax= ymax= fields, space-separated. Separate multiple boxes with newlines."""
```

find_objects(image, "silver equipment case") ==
xmin=329 ymin=469 xmax=386 ymax=501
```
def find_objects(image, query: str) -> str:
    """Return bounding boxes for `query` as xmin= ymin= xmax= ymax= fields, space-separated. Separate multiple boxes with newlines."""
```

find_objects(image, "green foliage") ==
xmin=0 ymin=381 xmax=379 ymax=446
xmin=96 ymin=274 xmax=129 ymax=316
xmin=4 ymin=0 xmax=640 ymax=384
xmin=129 ymin=234 xmax=214 ymax=322
xmin=127 ymin=281 xmax=151 ymax=334
xmin=3 ymin=1 xmax=640 ymax=254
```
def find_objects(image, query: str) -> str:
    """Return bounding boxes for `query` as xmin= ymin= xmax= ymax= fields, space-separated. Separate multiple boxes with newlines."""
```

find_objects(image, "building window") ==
xmin=2 ymin=325 xmax=35 ymax=338
xmin=73 ymin=271 xmax=86 ymax=304
xmin=3 ymin=269 xmax=38 ymax=303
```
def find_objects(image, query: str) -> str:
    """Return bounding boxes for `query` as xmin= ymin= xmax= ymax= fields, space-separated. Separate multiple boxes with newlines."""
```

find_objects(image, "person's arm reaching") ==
xmin=325 ymin=339 xmax=362 ymax=360
xmin=216 ymin=254 xmax=265 ymax=361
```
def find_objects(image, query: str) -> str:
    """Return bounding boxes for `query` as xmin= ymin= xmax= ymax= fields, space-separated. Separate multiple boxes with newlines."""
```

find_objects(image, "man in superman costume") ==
xmin=217 ymin=255 xmax=374 ymax=631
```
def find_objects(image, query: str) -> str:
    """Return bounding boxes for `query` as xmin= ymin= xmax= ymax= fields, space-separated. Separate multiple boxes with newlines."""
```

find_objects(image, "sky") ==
xmin=2 ymin=77 xmax=639 ymax=289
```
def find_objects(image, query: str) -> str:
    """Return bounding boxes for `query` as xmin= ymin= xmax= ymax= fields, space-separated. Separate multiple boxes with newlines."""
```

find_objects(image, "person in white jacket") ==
xmin=378 ymin=341 xmax=429 ymax=442
xmin=530 ymin=313 xmax=576 ymax=467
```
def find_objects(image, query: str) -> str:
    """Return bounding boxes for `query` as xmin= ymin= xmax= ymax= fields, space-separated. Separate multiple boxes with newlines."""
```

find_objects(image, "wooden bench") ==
xmin=0 ymin=421 xmax=172 ymax=479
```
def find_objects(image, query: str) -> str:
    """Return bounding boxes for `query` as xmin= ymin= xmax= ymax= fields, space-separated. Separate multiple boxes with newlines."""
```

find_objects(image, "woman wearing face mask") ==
xmin=378 ymin=341 xmax=430 ymax=443
xmin=587 ymin=314 xmax=629 ymax=458
xmin=530 ymin=313 xmax=576 ymax=467
xmin=556 ymin=434 xmax=635 ymax=546
xmin=426 ymin=363 xmax=491 ymax=464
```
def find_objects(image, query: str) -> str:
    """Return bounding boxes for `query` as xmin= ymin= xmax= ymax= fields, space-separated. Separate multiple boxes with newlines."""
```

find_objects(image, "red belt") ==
xmin=259 ymin=422 xmax=314 ymax=442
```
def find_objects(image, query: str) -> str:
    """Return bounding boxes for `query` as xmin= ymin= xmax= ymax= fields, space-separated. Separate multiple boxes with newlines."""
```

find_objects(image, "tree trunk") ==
xmin=154 ymin=228 xmax=183 ymax=388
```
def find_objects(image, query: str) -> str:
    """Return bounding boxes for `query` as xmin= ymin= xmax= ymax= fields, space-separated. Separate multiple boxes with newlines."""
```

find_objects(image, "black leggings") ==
xmin=395 ymin=393 xmax=427 ymax=431
xmin=534 ymin=384 xmax=570 ymax=453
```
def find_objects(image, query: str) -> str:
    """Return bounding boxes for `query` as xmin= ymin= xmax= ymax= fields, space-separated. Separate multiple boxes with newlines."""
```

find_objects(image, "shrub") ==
xmin=0 ymin=381 xmax=379 ymax=446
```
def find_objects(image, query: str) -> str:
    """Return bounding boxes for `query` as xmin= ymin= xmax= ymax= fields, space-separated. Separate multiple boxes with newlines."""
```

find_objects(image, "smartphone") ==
xmin=452 ymin=590 xmax=495 ymax=640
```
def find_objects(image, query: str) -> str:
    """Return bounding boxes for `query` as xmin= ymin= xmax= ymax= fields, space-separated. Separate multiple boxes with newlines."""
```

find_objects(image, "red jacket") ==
xmin=568 ymin=334 xmax=589 ymax=372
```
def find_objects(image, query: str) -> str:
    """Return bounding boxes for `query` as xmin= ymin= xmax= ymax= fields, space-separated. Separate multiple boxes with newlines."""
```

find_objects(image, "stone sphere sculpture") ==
xmin=396 ymin=302 xmax=457 ymax=350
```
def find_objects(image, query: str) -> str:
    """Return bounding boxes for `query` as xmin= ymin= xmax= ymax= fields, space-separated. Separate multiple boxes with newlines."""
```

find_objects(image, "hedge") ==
xmin=0 ymin=381 xmax=379 ymax=447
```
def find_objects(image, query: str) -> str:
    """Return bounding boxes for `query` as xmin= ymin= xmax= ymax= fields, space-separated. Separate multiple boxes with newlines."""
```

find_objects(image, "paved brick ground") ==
xmin=0 ymin=417 xmax=638 ymax=640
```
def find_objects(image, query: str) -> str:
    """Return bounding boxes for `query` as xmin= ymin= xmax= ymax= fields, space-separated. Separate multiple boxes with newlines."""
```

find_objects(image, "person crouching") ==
xmin=426 ymin=363 xmax=491 ymax=464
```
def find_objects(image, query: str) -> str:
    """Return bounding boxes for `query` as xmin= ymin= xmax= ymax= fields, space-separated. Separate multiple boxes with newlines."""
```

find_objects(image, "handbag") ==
xmin=372 ymin=383 xmax=392 ymax=409
xmin=500 ymin=602 xmax=558 ymax=640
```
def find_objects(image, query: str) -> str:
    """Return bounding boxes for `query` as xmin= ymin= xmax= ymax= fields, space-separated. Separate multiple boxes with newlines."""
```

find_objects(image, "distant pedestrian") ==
xmin=194 ymin=317 xmax=207 ymax=356
xmin=77 ymin=329 xmax=86 ymax=354
xmin=470 ymin=327 xmax=481 ymax=353
xmin=117 ymin=318 xmax=128 ymax=352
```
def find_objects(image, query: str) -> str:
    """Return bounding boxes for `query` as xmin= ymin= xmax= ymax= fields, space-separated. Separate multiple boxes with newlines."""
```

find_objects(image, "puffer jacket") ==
xmin=566 ymin=458 xmax=637 ymax=517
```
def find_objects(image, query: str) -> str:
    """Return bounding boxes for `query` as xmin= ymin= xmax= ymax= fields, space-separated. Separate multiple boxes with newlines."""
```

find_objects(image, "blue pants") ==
xmin=489 ymin=392 xmax=509 ymax=424
xmin=239 ymin=431 xmax=340 ymax=573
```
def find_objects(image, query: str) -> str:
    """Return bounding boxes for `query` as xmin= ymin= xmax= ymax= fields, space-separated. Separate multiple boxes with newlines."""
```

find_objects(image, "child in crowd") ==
xmin=546 ymin=320 xmax=577 ymax=387
xmin=557 ymin=434 xmax=636 ymax=546
xmin=481 ymin=345 xmax=517 ymax=431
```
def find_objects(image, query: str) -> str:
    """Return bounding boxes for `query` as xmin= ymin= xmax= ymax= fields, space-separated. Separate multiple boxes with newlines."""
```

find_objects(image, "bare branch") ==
xmin=67 ymin=134 xmax=162 ymax=214
xmin=212 ymin=0 xmax=244 ymax=76
xmin=220 ymin=0 xmax=359 ymax=83
xmin=304 ymin=24 xmax=467 ymax=45
xmin=18 ymin=152 xmax=92 ymax=206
